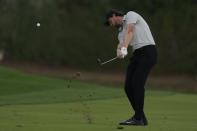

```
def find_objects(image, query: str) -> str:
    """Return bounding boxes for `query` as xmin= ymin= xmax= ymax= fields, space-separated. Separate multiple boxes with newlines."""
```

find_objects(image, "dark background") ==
xmin=0 ymin=0 xmax=196 ymax=76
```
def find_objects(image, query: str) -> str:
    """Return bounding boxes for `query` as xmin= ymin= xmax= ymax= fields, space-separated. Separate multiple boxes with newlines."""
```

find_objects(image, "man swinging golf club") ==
xmin=104 ymin=9 xmax=157 ymax=126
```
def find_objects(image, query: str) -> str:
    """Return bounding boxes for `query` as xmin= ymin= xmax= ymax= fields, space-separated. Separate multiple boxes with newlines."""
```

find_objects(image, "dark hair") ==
xmin=104 ymin=9 xmax=124 ymax=26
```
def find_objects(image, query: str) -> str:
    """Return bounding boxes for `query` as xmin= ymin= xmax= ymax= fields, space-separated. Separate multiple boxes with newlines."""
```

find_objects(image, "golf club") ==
xmin=97 ymin=57 xmax=118 ymax=66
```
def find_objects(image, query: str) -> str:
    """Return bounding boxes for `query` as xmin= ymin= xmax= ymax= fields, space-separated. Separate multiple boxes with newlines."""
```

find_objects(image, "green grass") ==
xmin=0 ymin=66 xmax=197 ymax=131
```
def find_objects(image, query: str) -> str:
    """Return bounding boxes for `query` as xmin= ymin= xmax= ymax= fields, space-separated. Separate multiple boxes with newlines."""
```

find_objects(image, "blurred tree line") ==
xmin=0 ymin=0 xmax=196 ymax=75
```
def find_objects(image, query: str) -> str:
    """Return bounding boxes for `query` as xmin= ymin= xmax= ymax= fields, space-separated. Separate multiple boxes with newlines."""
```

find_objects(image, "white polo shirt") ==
xmin=118 ymin=11 xmax=156 ymax=51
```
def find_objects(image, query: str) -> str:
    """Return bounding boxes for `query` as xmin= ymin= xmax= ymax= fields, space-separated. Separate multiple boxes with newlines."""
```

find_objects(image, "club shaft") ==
xmin=101 ymin=57 xmax=118 ymax=65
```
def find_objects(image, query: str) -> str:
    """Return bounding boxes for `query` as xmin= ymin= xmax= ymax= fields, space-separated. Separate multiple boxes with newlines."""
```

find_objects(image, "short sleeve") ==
xmin=125 ymin=12 xmax=138 ymax=24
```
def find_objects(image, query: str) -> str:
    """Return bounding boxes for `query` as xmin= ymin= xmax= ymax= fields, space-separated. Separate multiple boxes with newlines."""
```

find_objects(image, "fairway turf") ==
xmin=0 ymin=66 xmax=197 ymax=131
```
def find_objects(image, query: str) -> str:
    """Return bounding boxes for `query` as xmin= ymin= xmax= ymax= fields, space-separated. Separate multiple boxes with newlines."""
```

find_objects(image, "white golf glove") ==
xmin=117 ymin=47 xmax=128 ymax=59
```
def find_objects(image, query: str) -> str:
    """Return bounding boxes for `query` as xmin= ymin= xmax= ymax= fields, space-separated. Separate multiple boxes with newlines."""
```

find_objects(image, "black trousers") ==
xmin=124 ymin=45 xmax=157 ymax=119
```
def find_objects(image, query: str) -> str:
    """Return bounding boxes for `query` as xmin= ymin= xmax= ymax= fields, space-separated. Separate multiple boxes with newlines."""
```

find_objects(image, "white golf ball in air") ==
xmin=36 ymin=22 xmax=41 ymax=27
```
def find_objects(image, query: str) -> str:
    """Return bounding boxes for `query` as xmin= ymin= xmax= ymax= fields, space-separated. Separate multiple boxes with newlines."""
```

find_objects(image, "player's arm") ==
xmin=116 ymin=24 xmax=134 ymax=58
xmin=122 ymin=23 xmax=134 ymax=48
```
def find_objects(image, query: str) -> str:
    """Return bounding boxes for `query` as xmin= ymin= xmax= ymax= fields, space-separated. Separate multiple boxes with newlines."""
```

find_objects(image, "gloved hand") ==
xmin=117 ymin=47 xmax=128 ymax=59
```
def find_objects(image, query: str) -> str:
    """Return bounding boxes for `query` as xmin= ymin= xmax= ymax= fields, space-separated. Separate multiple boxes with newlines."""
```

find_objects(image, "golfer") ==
xmin=105 ymin=9 xmax=157 ymax=126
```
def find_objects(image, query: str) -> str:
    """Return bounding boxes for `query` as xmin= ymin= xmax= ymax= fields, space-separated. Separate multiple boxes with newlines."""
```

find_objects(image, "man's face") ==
xmin=108 ymin=14 xmax=123 ymax=28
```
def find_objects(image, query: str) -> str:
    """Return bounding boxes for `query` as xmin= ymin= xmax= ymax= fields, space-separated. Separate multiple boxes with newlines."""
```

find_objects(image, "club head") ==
xmin=97 ymin=57 xmax=118 ymax=66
